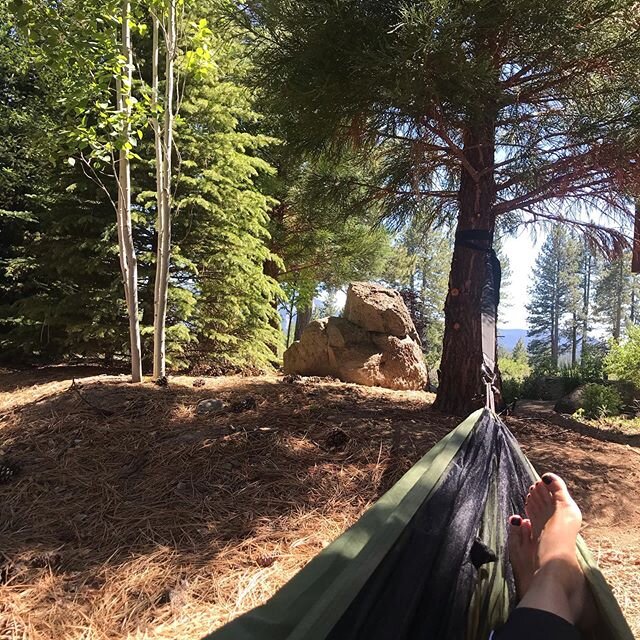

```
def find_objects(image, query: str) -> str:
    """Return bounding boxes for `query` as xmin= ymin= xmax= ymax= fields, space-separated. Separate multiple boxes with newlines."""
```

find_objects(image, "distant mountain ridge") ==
xmin=498 ymin=328 xmax=529 ymax=351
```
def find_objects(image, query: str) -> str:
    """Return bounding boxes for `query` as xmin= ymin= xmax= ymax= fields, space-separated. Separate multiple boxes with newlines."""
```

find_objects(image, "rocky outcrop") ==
xmin=554 ymin=386 xmax=585 ymax=414
xmin=283 ymin=283 xmax=428 ymax=391
xmin=343 ymin=282 xmax=420 ymax=343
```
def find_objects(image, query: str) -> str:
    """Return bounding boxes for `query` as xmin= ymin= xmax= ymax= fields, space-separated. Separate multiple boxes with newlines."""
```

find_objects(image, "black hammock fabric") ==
xmin=204 ymin=410 xmax=633 ymax=640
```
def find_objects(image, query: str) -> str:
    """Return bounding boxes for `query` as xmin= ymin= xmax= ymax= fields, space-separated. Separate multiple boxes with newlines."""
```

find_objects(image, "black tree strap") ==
xmin=454 ymin=229 xmax=502 ymax=409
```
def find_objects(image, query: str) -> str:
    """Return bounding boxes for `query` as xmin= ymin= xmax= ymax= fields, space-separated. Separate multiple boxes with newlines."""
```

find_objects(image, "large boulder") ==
xmin=283 ymin=318 xmax=333 ymax=377
xmin=554 ymin=386 xmax=585 ymax=414
xmin=344 ymin=282 xmax=420 ymax=344
xmin=283 ymin=283 xmax=428 ymax=390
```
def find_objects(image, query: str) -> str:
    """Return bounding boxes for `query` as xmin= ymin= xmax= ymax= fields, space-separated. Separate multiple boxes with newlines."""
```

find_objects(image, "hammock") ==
xmin=205 ymin=231 xmax=633 ymax=640
xmin=204 ymin=409 xmax=632 ymax=640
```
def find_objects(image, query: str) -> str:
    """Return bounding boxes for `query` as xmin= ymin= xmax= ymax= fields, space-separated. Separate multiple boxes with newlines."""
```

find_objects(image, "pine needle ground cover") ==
xmin=0 ymin=370 xmax=638 ymax=639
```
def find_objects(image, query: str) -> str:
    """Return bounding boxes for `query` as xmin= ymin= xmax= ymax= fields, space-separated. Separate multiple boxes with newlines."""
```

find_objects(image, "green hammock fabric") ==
xmin=204 ymin=409 xmax=633 ymax=640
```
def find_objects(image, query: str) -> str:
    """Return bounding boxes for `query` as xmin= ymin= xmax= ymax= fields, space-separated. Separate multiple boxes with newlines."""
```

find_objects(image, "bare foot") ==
xmin=534 ymin=474 xmax=582 ymax=570
xmin=507 ymin=515 xmax=536 ymax=598
xmin=516 ymin=473 xmax=596 ymax=629
xmin=524 ymin=478 xmax=555 ymax=540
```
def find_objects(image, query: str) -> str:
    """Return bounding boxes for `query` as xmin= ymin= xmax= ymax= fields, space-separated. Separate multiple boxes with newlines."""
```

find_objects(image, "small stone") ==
xmin=196 ymin=398 xmax=225 ymax=415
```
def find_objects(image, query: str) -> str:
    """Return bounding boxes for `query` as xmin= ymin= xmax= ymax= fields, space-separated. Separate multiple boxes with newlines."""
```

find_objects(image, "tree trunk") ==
xmin=433 ymin=121 xmax=497 ymax=415
xmin=551 ymin=264 xmax=559 ymax=369
xmin=115 ymin=0 xmax=142 ymax=383
xmin=571 ymin=313 xmax=577 ymax=366
xmin=581 ymin=248 xmax=591 ymax=358
xmin=294 ymin=303 xmax=313 ymax=341
xmin=613 ymin=258 xmax=623 ymax=340
xmin=153 ymin=1 xmax=176 ymax=379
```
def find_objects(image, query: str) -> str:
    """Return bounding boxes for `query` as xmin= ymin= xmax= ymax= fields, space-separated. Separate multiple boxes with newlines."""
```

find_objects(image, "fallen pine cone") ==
xmin=325 ymin=427 xmax=349 ymax=451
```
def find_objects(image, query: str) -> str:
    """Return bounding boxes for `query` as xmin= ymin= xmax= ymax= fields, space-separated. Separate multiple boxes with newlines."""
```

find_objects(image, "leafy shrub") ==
xmin=556 ymin=365 xmax=583 ymax=394
xmin=501 ymin=377 xmax=522 ymax=404
xmin=605 ymin=325 xmax=640 ymax=387
xmin=520 ymin=375 xmax=549 ymax=400
xmin=582 ymin=383 xmax=622 ymax=419
xmin=500 ymin=356 xmax=530 ymax=383
xmin=580 ymin=341 xmax=608 ymax=381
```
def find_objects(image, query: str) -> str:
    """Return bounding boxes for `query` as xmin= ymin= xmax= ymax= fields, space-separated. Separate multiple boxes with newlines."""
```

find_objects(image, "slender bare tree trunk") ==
xmin=116 ymin=0 xmax=142 ymax=382
xmin=581 ymin=248 xmax=592 ymax=358
xmin=152 ymin=1 xmax=176 ymax=379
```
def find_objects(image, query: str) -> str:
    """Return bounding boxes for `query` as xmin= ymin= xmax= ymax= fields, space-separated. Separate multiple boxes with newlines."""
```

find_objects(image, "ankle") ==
xmin=535 ymin=556 xmax=583 ymax=593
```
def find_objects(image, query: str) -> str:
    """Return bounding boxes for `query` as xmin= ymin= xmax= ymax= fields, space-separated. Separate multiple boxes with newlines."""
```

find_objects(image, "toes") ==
xmin=508 ymin=515 xmax=523 ymax=552
xmin=509 ymin=514 xmax=522 ymax=528
xmin=541 ymin=472 xmax=571 ymax=500
xmin=521 ymin=518 xmax=534 ymax=544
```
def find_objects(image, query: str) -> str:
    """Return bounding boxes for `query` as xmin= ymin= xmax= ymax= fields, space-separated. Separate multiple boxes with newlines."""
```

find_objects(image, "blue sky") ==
xmin=326 ymin=229 xmax=543 ymax=331
xmin=501 ymin=230 xmax=540 ymax=330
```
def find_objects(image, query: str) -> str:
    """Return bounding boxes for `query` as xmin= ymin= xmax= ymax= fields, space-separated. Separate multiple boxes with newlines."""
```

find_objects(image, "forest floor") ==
xmin=0 ymin=368 xmax=639 ymax=639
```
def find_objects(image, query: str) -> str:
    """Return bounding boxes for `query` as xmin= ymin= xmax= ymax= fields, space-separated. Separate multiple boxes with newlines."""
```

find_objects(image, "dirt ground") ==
xmin=0 ymin=368 xmax=638 ymax=639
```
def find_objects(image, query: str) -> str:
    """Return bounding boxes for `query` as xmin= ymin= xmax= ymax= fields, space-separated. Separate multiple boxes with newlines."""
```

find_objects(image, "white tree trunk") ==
xmin=152 ymin=0 xmax=176 ymax=379
xmin=116 ymin=0 xmax=142 ymax=382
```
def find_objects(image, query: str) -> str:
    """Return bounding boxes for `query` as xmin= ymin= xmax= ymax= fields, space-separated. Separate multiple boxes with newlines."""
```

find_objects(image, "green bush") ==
xmin=500 ymin=356 xmax=530 ymax=383
xmin=582 ymin=383 xmax=622 ymax=419
xmin=580 ymin=342 xmax=608 ymax=381
xmin=520 ymin=375 xmax=549 ymax=400
xmin=501 ymin=377 xmax=522 ymax=404
xmin=556 ymin=365 xmax=583 ymax=394
xmin=605 ymin=325 xmax=640 ymax=387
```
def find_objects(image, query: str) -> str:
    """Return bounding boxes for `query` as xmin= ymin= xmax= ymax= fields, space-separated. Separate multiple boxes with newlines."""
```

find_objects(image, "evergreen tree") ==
xmin=168 ymin=8 xmax=283 ymax=369
xmin=512 ymin=339 xmax=527 ymax=364
xmin=3 ymin=0 xmax=287 ymax=371
xmin=578 ymin=240 xmax=598 ymax=363
xmin=265 ymin=152 xmax=395 ymax=339
xmin=526 ymin=227 xmax=580 ymax=373
xmin=384 ymin=226 xmax=452 ymax=372
xmin=239 ymin=0 xmax=640 ymax=414
xmin=593 ymin=252 xmax=639 ymax=340
xmin=0 ymin=12 xmax=129 ymax=364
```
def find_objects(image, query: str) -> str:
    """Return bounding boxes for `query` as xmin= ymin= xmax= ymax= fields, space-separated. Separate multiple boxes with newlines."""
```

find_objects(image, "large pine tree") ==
xmin=238 ymin=0 xmax=640 ymax=413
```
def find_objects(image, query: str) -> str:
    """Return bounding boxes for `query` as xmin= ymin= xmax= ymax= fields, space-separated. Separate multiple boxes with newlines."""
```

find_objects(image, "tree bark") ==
xmin=115 ymin=0 xmax=142 ymax=383
xmin=581 ymin=248 xmax=591 ymax=358
xmin=613 ymin=258 xmax=623 ymax=340
xmin=153 ymin=1 xmax=176 ymax=379
xmin=294 ymin=303 xmax=313 ymax=341
xmin=433 ymin=120 xmax=498 ymax=415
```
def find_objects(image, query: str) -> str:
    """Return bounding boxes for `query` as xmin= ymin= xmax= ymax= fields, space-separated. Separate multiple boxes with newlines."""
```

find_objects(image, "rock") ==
xmin=196 ymin=398 xmax=225 ymax=415
xmin=325 ymin=317 xmax=369 ymax=348
xmin=283 ymin=282 xmax=428 ymax=391
xmin=555 ymin=381 xmax=640 ymax=414
xmin=344 ymin=282 xmax=420 ymax=344
xmin=282 ymin=318 xmax=333 ymax=376
xmin=554 ymin=386 xmax=585 ymax=414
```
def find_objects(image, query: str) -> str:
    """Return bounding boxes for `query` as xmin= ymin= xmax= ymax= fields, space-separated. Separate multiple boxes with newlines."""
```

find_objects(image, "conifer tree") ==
xmin=239 ymin=0 xmax=640 ymax=413
xmin=169 ymin=10 xmax=284 ymax=369
xmin=593 ymin=253 xmax=639 ymax=340
xmin=526 ymin=227 xmax=581 ymax=373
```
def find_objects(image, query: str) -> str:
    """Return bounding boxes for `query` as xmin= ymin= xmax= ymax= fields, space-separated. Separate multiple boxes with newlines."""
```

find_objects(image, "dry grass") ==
xmin=0 ymin=368 xmax=638 ymax=638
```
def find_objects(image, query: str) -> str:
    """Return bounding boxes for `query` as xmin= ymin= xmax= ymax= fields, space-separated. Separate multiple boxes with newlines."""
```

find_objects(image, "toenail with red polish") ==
xmin=510 ymin=516 xmax=522 ymax=526
xmin=542 ymin=475 xmax=552 ymax=485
